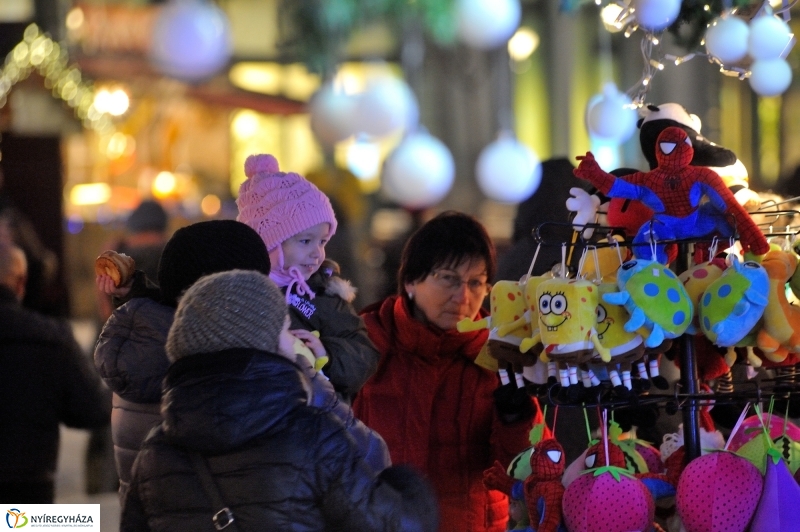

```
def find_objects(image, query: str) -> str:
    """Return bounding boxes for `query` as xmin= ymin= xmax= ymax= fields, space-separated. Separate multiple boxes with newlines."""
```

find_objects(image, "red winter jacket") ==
xmin=353 ymin=295 xmax=535 ymax=532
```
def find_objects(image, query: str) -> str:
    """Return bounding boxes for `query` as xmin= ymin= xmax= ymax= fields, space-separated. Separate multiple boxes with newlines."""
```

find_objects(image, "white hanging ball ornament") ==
xmin=150 ymin=0 xmax=233 ymax=82
xmin=585 ymin=83 xmax=638 ymax=144
xmin=353 ymin=76 xmax=419 ymax=138
xmin=748 ymin=15 xmax=793 ymax=60
xmin=632 ymin=0 xmax=682 ymax=32
xmin=476 ymin=137 xmax=541 ymax=203
xmin=705 ymin=15 xmax=750 ymax=64
xmin=748 ymin=58 xmax=792 ymax=96
xmin=309 ymin=83 xmax=358 ymax=147
xmin=382 ymin=133 xmax=455 ymax=209
xmin=456 ymin=0 xmax=522 ymax=50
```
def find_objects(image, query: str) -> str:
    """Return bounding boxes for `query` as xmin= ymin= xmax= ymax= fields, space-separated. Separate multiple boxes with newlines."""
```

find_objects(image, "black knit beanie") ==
xmin=157 ymin=220 xmax=271 ymax=307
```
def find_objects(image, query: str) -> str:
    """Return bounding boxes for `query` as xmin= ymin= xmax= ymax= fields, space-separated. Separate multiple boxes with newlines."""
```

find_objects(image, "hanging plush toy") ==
xmin=595 ymin=282 xmax=645 ymax=392
xmin=497 ymin=273 xmax=553 ymax=387
xmin=458 ymin=280 xmax=539 ymax=386
xmin=679 ymin=257 xmax=727 ymax=332
xmin=757 ymin=249 xmax=800 ymax=363
xmin=574 ymin=126 xmax=769 ymax=263
xmin=483 ymin=422 xmax=562 ymax=532
xmin=699 ymin=255 xmax=769 ymax=348
xmin=602 ymin=258 xmax=692 ymax=349
xmin=536 ymin=276 xmax=611 ymax=393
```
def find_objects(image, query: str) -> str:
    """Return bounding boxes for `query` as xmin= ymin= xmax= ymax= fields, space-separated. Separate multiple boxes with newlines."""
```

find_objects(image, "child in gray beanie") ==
xmin=122 ymin=270 xmax=439 ymax=532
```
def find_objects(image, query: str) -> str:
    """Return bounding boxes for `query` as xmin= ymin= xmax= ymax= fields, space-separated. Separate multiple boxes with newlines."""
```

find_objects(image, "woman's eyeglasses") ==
xmin=431 ymin=270 xmax=489 ymax=295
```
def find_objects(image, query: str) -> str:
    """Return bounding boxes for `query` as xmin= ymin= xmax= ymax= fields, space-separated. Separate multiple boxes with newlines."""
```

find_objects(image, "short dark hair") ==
xmin=397 ymin=211 xmax=495 ymax=293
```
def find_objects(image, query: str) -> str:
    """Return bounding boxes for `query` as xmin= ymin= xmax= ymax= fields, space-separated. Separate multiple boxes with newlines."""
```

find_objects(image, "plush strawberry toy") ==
xmin=574 ymin=126 xmax=769 ymax=263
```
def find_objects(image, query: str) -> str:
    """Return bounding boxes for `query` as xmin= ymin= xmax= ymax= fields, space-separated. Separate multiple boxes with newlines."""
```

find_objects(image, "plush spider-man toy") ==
xmin=574 ymin=126 xmax=769 ymax=263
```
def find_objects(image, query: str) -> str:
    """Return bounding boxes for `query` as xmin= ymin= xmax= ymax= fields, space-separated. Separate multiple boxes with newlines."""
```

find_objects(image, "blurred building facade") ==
xmin=0 ymin=0 xmax=799 ymax=313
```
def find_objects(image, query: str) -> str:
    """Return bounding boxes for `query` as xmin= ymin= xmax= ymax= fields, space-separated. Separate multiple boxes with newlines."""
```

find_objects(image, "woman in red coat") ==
xmin=354 ymin=211 xmax=539 ymax=532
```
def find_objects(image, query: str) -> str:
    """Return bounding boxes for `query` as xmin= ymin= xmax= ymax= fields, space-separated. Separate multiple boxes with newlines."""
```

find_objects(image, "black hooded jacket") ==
xmin=122 ymin=348 xmax=437 ymax=532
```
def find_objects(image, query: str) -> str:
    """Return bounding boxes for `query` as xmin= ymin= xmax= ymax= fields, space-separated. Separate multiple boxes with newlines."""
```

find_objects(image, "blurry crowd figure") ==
xmin=0 ymin=242 xmax=110 ymax=503
xmin=96 ymin=200 xmax=170 ymax=323
xmin=88 ymin=199 xmax=171 ymax=495
xmin=0 ymin=194 xmax=63 ymax=316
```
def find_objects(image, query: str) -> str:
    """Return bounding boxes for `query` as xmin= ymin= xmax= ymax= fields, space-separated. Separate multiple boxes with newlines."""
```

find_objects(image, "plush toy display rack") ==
xmin=531 ymin=216 xmax=800 ymax=462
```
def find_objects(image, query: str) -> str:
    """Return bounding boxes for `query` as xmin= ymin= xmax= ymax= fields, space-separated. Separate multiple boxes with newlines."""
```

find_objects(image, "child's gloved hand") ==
xmin=291 ymin=329 xmax=329 ymax=371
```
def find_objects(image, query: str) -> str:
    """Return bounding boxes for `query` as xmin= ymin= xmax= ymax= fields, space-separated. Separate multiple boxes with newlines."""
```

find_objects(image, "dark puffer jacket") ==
xmin=96 ymin=297 xmax=390 ymax=500
xmin=286 ymin=261 xmax=379 ymax=403
xmin=94 ymin=297 xmax=173 ymax=500
xmin=122 ymin=349 xmax=437 ymax=532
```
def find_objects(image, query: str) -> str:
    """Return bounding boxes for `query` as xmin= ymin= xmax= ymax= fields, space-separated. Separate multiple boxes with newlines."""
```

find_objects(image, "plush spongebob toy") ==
xmin=458 ymin=280 xmax=538 ymax=385
xmin=293 ymin=331 xmax=328 ymax=371
xmin=536 ymin=276 xmax=610 ymax=389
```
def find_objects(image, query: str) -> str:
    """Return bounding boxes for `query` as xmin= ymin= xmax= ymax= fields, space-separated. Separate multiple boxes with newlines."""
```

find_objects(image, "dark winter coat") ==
xmin=0 ymin=286 xmax=110 ymax=502
xmin=299 ymin=355 xmax=391 ymax=474
xmin=286 ymin=262 xmax=380 ymax=402
xmin=122 ymin=348 xmax=436 ymax=532
xmin=95 ymin=295 xmax=390 ymax=500
xmin=353 ymin=295 xmax=536 ymax=532
xmin=94 ymin=297 xmax=173 ymax=500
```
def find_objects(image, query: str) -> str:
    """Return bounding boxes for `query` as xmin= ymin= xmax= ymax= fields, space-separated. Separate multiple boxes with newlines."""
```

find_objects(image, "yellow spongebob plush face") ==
xmin=537 ymin=278 xmax=599 ymax=344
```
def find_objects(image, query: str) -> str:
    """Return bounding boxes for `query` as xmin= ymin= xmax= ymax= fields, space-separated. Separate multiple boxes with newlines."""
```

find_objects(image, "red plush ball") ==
xmin=562 ymin=469 xmax=654 ymax=532
xmin=676 ymin=451 xmax=763 ymax=532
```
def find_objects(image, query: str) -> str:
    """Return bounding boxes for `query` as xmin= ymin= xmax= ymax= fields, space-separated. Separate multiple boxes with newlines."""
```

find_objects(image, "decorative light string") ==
xmin=599 ymin=0 xmax=796 ymax=107
xmin=0 ymin=24 xmax=114 ymax=133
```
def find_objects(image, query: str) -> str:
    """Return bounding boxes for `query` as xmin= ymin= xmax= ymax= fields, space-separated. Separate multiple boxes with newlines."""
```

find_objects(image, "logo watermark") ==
xmin=3 ymin=505 xmax=99 ymax=530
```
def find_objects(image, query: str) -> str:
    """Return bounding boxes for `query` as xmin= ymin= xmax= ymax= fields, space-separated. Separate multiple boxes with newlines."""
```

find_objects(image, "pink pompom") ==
xmin=244 ymin=154 xmax=280 ymax=178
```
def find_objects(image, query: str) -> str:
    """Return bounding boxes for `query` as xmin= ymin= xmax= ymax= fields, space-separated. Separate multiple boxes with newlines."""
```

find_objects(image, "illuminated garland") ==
xmin=591 ymin=0 xmax=793 ymax=105
xmin=0 ymin=23 xmax=113 ymax=133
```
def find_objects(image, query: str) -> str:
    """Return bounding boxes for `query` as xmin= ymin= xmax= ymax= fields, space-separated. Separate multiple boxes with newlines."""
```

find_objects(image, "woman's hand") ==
xmin=96 ymin=274 xmax=132 ymax=298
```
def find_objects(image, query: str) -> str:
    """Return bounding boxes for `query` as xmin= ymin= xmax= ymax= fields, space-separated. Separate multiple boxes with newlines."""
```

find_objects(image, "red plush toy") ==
xmin=574 ymin=127 xmax=769 ymax=263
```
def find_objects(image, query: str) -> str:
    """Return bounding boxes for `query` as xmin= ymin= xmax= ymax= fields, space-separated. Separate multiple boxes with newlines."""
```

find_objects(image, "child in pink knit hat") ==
xmin=237 ymin=154 xmax=379 ymax=403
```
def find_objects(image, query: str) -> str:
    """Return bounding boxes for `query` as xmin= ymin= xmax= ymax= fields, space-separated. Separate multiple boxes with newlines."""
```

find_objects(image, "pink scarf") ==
xmin=268 ymin=246 xmax=315 ymax=303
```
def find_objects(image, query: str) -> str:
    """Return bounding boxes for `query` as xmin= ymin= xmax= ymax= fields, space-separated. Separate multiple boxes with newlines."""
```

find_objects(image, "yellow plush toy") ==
xmin=596 ymin=282 xmax=645 ymax=391
xmin=536 ymin=276 xmax=611 ymax=390
xmin=458 ymin=280 xmax=539 ymax=386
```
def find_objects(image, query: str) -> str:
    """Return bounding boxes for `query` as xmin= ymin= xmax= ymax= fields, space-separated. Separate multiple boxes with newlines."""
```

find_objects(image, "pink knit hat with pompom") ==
xmin=236 ymin=154 xmax=337 ymax=252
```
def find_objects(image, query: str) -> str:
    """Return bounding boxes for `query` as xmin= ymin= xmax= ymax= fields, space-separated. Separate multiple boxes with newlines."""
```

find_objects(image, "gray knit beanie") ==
xmin=166 ymin=270 xmax=288 ymax=362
